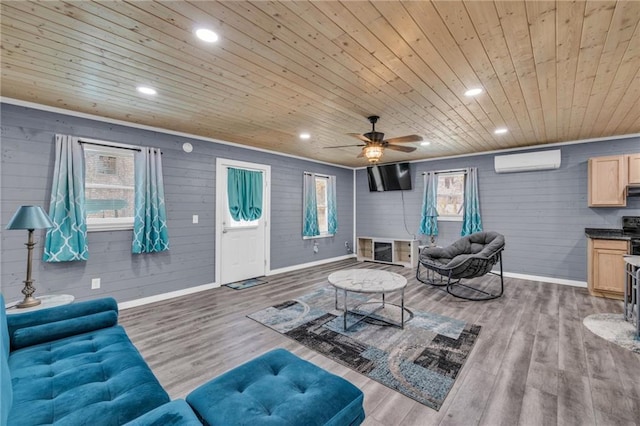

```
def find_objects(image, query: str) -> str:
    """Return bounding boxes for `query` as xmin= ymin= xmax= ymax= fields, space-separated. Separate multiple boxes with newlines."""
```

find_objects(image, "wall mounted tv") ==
xmin=367 ymin=162 xmax=412 ymax=191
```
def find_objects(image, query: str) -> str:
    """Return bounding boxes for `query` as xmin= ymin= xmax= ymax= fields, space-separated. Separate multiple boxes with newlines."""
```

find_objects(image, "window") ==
xmin=84 ymin=145 xmax=135 ymax=231
xmin=303 ymin=172 xmax=336 ymax=239
xmin=315 ymin=175 xmax=329 ymax=235
xmin=437 ymin=172 xmax=465 ymax=221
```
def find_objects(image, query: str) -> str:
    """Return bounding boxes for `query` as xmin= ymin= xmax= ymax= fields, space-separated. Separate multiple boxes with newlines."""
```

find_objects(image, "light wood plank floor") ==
xmin=119 ymin=259 xmax=640 ymax=425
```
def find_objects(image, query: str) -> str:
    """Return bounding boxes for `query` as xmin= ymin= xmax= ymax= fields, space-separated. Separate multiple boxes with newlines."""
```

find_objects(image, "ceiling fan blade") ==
xmin=347 ymin=133 xmax=373 ymax=143
xmin=384 ymin=134 xmax=423 ymax=144
xmin=323 ymin=144 xmax=366 ymax=149
xmin=386 ymin=144 xmax=417 ymax=153
xmin=357 ymin=148 xmax=366 ymax=158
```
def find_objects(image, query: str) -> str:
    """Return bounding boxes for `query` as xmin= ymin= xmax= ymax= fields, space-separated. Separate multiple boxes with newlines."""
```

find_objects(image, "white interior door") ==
xmin=216 ymin=159 xmax=270 ymax=285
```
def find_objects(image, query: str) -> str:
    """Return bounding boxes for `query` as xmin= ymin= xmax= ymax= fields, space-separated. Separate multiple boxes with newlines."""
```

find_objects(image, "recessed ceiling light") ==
xmin=420 ymin=141 xmax=431 ymax=146
xmin=464 ymin=88 xmax=483 ymax=97
xmin=299 ymin=133 xmax=311 ymax=140
xmin=195 ymin=28 xmax=219 ymax=43
xmin=494 ymin=128 xmax=508 ymax=134
xmin=136 ymin=86 xmax=157 ymax=95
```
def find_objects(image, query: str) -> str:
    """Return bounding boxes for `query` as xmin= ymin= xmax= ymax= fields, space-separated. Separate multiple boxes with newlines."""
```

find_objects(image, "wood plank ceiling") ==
xmin=2 ymin=1 xmax=639 ymax=167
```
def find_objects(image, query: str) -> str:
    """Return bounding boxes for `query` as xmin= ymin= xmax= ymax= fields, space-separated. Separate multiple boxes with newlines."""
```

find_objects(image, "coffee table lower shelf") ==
xmin=334 ymin=289 xmax=413 ymax=332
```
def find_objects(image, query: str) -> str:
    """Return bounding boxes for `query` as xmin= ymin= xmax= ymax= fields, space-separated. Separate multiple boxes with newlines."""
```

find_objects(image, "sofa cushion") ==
xmin=124 ymin=400 xmax=202 ymax=426
xmin=7 ymin=297 xmax=119 ymax=350
xmin=1 ymin=294 xmax=12 ymax=426
xmin=8 ymin=325 xmax=169 ymax=426
xmin=187 ymin=348 xmax=365 ymax=426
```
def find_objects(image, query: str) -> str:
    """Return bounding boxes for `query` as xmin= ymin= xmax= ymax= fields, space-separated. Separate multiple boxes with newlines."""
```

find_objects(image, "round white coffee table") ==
xmin=328 ymin=269 xmax=411 ymax=331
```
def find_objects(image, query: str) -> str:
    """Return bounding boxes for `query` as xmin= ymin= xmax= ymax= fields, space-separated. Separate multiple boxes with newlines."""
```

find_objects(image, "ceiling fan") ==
xmin=326 ymin=116 xmax=422 ymax=163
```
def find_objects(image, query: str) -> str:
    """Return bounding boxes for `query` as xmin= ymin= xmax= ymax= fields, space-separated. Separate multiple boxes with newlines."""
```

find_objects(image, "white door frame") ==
xmin=215 ymin=158 xmax=271 ymax=286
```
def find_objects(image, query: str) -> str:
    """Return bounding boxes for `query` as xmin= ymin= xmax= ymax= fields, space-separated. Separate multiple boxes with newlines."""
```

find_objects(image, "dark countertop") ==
xmin=585 ymin=228 xmax=634 ymax=240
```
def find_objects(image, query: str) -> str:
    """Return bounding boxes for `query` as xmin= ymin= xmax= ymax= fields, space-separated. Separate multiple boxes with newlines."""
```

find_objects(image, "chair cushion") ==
xmin=187 ymin=348 xmax=365 ymax=426
xmin=8 ymin=325 xmax=170 ymax=426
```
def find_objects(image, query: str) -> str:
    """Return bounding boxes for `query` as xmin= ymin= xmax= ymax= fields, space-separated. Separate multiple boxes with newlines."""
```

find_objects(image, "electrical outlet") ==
xmin=192 ymin=214 xmax=199 ymax=224
xmin=313 ymin=241 xmax=319 ymax=253
xmin=91 ymin=278 xmax=101 ymax=289
xmin=345 ymin=241 xmax=349 ymax=247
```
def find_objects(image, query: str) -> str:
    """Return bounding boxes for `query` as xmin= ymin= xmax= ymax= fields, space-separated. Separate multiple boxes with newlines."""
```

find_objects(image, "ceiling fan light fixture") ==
xmin=364 ymin=145 xmax=384 ymax=163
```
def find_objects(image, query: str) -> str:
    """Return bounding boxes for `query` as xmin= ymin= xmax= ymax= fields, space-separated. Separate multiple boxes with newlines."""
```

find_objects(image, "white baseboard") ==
xmin=118 ymin=282 xmax=219 ymax=310
xmin=268 ymin=254 xmax=356 ymax=276
xmin=497 ymin=270 xmax=587 ymax=288
xmin=118 ymin=261 xmax=584 ymax=310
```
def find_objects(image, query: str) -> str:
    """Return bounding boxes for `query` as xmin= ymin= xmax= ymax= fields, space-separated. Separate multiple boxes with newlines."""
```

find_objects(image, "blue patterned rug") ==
xmin=225 ymin=277 xmax=269 ymax=290
xmin=248 ymin=287 xmax=480 ymax=411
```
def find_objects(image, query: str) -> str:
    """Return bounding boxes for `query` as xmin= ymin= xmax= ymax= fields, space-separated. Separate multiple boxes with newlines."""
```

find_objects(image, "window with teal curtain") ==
xmin=227 ymin=167 xmax=263 ymax=221
xmin=461 ymin=167 xmax=482 ymax=236
xmin=303 ymin=172 xmax=319 ymax=237
xmin=419 ymin=172 xmax=438 ymax=238
xmin=132 ymin=148 xmax=169 ymax=253
xmin=44 ymin=134 xmax=89 ymax=262
xmin=327 ymin=175 xmax=338 ymax=235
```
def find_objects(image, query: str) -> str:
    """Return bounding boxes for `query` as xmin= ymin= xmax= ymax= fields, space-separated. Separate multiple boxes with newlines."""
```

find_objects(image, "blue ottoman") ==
xmin=186 ymin=349 xmax=365 ymax=426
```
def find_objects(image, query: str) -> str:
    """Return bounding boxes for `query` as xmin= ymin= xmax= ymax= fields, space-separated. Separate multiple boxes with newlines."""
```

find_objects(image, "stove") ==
xmin=623 ymin=216 xmax=640 ymax=255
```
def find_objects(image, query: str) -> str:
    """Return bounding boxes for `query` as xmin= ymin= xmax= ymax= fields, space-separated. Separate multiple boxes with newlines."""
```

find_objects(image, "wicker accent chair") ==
xmin=416 ymin=231 xmax=505 ymax=300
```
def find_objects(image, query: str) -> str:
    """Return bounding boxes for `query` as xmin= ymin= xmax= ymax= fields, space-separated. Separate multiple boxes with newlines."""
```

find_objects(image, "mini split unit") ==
xmin=494 ymin=149 xmax=561 ymax=173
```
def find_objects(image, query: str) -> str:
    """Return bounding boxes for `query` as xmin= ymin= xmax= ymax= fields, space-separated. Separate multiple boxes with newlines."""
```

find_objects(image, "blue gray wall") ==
xmin=356 ymin=137 xmax=640 ymax=282
xmin=1 ymin=104 xmax=354 ymax=303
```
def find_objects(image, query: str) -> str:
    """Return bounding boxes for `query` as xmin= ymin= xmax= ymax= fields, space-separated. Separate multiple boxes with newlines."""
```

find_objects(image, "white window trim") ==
xmin=87 ymin=217 xmax=134 ymax=232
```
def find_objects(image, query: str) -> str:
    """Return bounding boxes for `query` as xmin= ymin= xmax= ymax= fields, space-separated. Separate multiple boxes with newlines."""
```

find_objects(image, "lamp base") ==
xmin=17 ymin=296 xmax=41 ymax=309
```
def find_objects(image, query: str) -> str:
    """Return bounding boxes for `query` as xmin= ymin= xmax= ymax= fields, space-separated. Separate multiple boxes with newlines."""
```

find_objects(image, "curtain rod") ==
xmin=422 ymin=168 xmax=468 ymax=176
xmin=79 ymin=140 xmax=163 ymax=154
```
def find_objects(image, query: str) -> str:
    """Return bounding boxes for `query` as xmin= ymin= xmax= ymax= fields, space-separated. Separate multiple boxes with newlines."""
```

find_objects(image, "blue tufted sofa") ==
xmin=1 ymin=295 xmax=365 ymax=426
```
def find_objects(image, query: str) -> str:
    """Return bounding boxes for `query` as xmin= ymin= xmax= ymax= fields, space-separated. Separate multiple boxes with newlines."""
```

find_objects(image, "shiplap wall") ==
xmin=1 ymin=104 xmax=353 ymax=303
xmin=356 ymin=137 xmax=640 ymax=283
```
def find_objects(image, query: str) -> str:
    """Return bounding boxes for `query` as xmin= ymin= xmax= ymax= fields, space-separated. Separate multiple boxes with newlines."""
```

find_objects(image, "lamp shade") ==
xmin=6 ymin=206 xmax=54 ymax=230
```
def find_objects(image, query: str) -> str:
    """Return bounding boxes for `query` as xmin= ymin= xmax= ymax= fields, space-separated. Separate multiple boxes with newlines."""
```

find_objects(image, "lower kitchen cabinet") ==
xmin=587 ymin=238 xmax=629 ymax=299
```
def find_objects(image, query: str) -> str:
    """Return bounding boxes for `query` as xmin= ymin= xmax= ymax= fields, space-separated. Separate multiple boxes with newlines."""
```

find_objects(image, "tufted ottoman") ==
xmin=186 ymin=348 xmax=365 ymax=426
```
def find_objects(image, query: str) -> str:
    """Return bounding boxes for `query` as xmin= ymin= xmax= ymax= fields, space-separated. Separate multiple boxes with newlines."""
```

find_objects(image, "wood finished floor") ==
xmin=119 ymin=259 xmax=640 ymax=426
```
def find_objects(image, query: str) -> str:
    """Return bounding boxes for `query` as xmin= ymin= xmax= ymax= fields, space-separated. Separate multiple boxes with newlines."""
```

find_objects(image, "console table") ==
xmin=356 ymin=237 xmax=418 ymax=268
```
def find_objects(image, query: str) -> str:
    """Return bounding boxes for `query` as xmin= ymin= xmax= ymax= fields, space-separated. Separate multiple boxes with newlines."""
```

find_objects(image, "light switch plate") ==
xmin=193 ymin=215 xmax=199 ymax=224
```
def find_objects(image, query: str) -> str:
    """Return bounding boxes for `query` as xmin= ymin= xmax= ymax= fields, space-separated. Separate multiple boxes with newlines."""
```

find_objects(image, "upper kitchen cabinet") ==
xmin=588 ymin=155 xmax=628 ymax=206
xmin=628 ymin=153 xmax=640 ymax=184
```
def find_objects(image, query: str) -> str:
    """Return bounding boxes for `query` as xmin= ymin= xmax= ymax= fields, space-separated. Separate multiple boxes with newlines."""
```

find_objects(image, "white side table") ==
xmin=5 ymin=294 xmax=74 ymax=315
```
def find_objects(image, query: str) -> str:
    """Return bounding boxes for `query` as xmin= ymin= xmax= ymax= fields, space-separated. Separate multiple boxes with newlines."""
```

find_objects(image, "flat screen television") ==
xmin=367 ymin=162 xmax=412 ymax=191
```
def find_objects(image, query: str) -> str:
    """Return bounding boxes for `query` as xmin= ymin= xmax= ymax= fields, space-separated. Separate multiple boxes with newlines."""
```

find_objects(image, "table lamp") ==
xmin=5 ymin=205 xmax=54 ymax=308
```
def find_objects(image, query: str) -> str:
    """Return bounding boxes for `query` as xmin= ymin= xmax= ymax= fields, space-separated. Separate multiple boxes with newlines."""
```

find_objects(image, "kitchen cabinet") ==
xmin=588 ymin=238 xmax=629 ymax=299
xmin=588 ymin=155 xmax=627 ymax=206
xmin=628 ymin=153 xmax=640 ymax=184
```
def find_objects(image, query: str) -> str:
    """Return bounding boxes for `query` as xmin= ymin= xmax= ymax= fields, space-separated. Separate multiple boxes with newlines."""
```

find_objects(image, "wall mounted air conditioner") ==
xmin=494 ymin=149 xmax=561 ymax=174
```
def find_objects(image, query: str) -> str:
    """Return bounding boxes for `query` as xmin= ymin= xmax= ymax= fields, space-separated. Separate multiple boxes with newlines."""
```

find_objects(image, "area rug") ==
xmin=248 ymin=287 xmax=480 ymax=410
xmin=583 ymin=313 xmax=640 ymax=354
xmin=225 ymin=277 xmax=268 ymax=290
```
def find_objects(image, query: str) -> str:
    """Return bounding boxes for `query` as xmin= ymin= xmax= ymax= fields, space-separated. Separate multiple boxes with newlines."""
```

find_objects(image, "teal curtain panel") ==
xmin=302 ymin=172 xmax=319 ymax=237
xmin=227 ymin=167 xmax=263 ymax=221
xmin=132 ymin=148 xmax=169 ymax=254
xmin=419 ymin=172 xmax=439 ymax=237
xmin=43 ymin=135 xmax=89 ymax=262
xmin=327 ymin=175 xmax=338 ymax=235
xmin=461 ymin=167 xmax=483 ymax=236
